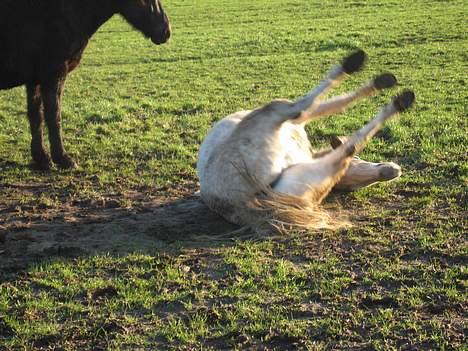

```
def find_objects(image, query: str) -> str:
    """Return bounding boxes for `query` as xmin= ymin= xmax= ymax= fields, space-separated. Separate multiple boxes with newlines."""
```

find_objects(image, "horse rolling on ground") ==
xmin=197 ymin=50 xmax=415 ymax=232
xmin=0 ymin=0 xmax=171 ymax=170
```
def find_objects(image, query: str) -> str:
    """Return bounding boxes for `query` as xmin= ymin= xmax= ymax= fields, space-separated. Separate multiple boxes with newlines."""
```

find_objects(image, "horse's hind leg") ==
xmin=41 ymin=77 xmax=77 ymax=169
xmin=242 ymin=50 xmax=367 ymax=129
xmin=273 ymin=91 xmax=415 ymax=201
xmin=304 ymin=73 xmax=397 ymax=120
xmin=280 ymin=50 xmax=367 ymax=121
xmin=27 ymin=83 xmax=52 ymax=170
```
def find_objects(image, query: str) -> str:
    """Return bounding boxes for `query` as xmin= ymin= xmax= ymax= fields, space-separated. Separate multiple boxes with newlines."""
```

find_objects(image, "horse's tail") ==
xmin=238 ymin=187 xmax=348 ymax=234
xmin=201 ymin=161 xmax=349 ymax=236
xmin=225 ymin=170 xmax=350 ymax=234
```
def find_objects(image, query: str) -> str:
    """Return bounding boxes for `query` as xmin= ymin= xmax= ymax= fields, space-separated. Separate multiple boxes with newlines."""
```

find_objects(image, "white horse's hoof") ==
xmin=378 ymin=162 xmax=401 ymax=181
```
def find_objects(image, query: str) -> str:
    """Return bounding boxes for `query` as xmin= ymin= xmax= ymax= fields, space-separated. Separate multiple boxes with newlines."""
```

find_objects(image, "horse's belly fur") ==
xmin=197 ymin=110 xmax=315 ymax=219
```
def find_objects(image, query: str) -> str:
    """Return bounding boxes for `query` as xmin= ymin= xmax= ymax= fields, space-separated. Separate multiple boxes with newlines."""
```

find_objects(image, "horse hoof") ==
xmin=55 ymin=154 xmax=78 ymax=169
xmin=378 ymin=162 xmax=401 ymax=180
xmin=330 ymin=135 xmax=349 ymax=149
xmin=374 ymin=73 xmax=397 ymax=90
xmin=342 ymin=49 xmax=367 ymax=74
xmin=394 ymin=90 xmax=415 ymax=112
xmin=344 ymin=143 xmax=356 ymax=157
xmin=32 ymin=154 xmax=53 ymax=171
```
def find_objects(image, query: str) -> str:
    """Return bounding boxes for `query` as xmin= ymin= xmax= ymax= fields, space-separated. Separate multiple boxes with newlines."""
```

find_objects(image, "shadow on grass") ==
xmin=0 ymin=193 xmax=238 ymax=274
xmin=0 ymin=158 xmax=26 ymax=171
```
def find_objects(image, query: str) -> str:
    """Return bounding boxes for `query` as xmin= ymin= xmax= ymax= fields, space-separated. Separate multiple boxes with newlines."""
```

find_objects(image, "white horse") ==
xmin=197 ymin=50 xmax=415 ymax=231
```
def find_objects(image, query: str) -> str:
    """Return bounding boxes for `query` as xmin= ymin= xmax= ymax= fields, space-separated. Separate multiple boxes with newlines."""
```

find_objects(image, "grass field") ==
xmin=0 ymin=0 xmax=467 ymax=349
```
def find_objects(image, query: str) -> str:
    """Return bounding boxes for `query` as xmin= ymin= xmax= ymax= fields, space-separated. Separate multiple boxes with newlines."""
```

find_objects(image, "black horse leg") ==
xmin=26 ymin=83 xmax=52 ymax=170
xmin=41 ymin=77 xmax=77 ymax=169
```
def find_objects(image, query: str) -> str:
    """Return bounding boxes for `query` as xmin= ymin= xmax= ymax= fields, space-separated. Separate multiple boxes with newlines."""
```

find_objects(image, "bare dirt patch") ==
xmin=0 ymin=183 xmax=236 ymax=271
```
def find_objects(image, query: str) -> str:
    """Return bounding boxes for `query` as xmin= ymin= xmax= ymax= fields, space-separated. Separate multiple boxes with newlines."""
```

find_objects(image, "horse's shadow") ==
xmin=0 ymin=158 xmax=25 ymax=171
xmin=0 ymin=194 xmax=238 ymax=273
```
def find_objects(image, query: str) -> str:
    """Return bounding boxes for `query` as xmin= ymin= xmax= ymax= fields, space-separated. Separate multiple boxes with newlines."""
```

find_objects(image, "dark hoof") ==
xmin=54 ymin=154 xmax=77 ymax=169
xmin=344 ymin=143 xmax=356 ymax=157
xmin=393 ymin=90 xmax=415 ymax=112
xmin=374 ymin=73 xmax=397 ymax=90
xmin=330 ymin=135 xmax=348 ymax=149
xmin=32 ymin=154 xmax=53 ymax=171
xmin=342 ymin=49 xmax=367 ymax=74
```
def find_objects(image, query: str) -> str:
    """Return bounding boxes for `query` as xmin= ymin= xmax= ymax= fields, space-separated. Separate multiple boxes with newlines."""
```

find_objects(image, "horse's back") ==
xmin=0 ymin=0 xmax=88 ymax=89
xmin=197 ymin=110 xmax=251 ymax=179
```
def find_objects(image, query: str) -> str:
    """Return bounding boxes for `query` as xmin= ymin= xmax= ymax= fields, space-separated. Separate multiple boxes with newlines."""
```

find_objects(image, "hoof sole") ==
xmin=342 ymin=49 xmax=367 ymax=74
xmin=394 ymin=90 xmax=415 ymax=112
xmin=374 ymin=73 xmax=397 ymax=90
xmin=378 ymin=162 xmax=402 ymax=180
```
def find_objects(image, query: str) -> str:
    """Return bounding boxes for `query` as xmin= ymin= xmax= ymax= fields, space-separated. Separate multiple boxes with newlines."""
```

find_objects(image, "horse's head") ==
xmin=118 ymin=0 xmax=171 ymax=45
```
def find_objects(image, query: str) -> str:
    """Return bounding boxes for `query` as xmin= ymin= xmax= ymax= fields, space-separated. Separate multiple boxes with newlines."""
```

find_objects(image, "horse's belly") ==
xmin=278 ymin=122 xmax=313 ymax=166
xmin=0 ymin=45 xmax=35 ymax=89
xmin=0 ymin=67 xmax=26 ymax=89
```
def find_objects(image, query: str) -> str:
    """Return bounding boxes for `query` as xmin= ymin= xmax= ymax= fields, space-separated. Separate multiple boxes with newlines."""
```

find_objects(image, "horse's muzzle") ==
xmin=151 ymin=17 xmax=171 ymax=45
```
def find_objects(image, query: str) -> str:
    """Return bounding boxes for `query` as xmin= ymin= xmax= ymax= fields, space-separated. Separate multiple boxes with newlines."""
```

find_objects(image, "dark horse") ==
xmin=0 ymin=0 xmax=171 ymax=169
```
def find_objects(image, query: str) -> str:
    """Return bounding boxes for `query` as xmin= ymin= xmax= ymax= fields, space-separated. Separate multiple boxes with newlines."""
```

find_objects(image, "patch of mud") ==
xmin=0 ymin=189 xmax=237 ymax=271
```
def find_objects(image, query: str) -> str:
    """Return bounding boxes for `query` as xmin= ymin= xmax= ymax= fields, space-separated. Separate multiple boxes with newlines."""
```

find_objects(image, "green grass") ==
xmin=0 ymin=0 xmax=467 ymax=349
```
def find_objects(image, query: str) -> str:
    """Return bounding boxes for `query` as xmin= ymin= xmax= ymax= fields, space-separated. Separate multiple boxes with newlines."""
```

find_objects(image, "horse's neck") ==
xmin=63 ymin=0 xmax=115 ymax=41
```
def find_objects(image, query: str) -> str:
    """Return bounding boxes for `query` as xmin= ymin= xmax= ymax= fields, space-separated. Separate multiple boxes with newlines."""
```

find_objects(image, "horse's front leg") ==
xmin=334 ymin=158 xmax=401 ymax=191
xmin=26 ymin=83 xmax=52 ymax=170
xmin=321 ymin=90 xmax=414 ymax=191
xmin=41 ymin=77 xmax=77 ymax=169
